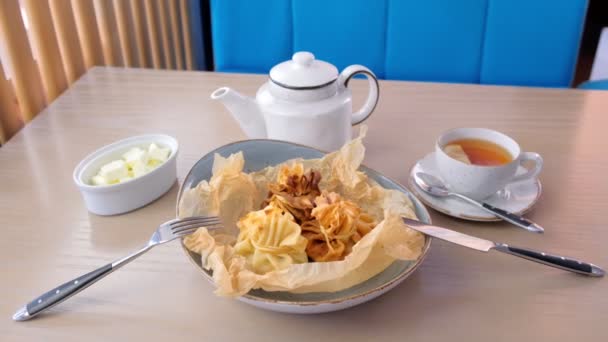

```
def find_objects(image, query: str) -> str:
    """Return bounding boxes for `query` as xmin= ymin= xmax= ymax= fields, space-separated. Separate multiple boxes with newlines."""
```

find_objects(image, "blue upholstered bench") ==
xmin=578 ymin=80 xmax=608 ymax=90
xmin=209 ymin=0 xmax=587 ymax=87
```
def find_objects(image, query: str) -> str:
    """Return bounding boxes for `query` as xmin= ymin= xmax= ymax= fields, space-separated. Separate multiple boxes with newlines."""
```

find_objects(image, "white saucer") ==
xmin=408 ymin=153 xmax=542 ymax=222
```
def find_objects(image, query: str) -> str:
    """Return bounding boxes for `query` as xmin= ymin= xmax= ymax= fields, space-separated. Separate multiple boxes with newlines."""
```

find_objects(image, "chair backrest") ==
xmin=0 ymin=0 xmax=205 ymax=144
xmin=210 ymin=0 xmax=587 ymax=87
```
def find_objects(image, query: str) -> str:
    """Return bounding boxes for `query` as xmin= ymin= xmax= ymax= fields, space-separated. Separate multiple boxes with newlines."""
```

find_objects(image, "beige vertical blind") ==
xmin=157 ymin=0 xmax=174 ymax=69
xmin=180 ymin=0 xmax=194 ymax=70
xmin=144 ymin=0 xmax=163 ymax=69
xmin=168 ymin=0 xmax=184 ymax=70
xmin=130 ymin=0 xmax=151 ymax=68
xmin=49 ymin=0 xmax=86 ymax=84
xmin=0 ymin=59 xmax=23 ymax=143
xmin=0 ymin=0 xmax=195 ymax=144
xmin=71 ymin=0 xmax=104 ymax=69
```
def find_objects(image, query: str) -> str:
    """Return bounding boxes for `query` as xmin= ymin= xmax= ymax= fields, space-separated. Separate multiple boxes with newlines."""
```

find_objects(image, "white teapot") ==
xmin=211 ymin=51 xmax=379 ymax=151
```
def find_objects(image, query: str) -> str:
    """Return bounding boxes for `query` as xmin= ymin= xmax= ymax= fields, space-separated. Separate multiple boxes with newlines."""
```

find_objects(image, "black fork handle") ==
xmin=13 ymin=245 xmax=152 ymax=321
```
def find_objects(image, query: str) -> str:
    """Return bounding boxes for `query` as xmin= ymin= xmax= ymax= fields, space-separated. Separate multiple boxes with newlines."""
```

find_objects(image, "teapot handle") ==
xmin=338 ymin=65 xmax=379 ymax=125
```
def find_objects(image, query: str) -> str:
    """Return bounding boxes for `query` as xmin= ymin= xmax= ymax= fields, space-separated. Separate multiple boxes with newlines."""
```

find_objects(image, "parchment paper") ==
xmin=180 ymin=128 xmax=424 ymax=297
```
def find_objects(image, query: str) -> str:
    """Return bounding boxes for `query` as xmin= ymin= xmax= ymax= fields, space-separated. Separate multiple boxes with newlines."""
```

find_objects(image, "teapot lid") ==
xmin=269 ymin=52 xmax=338 ymax=89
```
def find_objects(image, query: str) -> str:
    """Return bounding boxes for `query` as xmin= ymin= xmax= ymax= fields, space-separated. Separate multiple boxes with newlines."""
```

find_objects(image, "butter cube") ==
xmin=148 ymin=143 xmax=170 ymax=163
xmin=99 ymin=160 xmax=128 ymax=183
xmin=148 ymin=159 xmax=161 ymax=167
xmin=123 ymin=147 xmax=148 ymax=166
xmin=91 ymin=175 xmax=107 ymax=186
xmin=130 ymin=160 xmax=149 ymax=178
xmin=91 ymin=142 xmax=170 ymax=186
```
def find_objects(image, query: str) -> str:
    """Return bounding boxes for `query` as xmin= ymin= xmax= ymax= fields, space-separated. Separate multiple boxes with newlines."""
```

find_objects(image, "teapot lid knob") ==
xmin=292 ymin=52 xmax=314 ymax=67
xmin=269 ymin=51 xmax=338 ymax=89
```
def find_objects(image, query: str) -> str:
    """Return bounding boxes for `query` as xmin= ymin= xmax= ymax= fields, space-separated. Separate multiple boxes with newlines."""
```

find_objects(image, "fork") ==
xmin=13 ymin=215 xmax=221 ymax=321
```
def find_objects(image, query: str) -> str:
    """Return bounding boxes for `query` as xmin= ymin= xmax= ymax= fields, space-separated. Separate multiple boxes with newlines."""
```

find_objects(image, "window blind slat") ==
xmin=144 ymin=0 xmax=163 ymax=69
xmin=22 ymin=0 xmax=68 ymax=101
xmin=0 ymin=0 xmax=46 ymax=122
xmin=49 ymin=0 xmax=86 ymax=84
xmin=93 ymin=0 xmax=123 ymax=66
xmin=0 ymin=59 xmax=24 ymax=144
xmin=113 ymin=0 xmax=138 ymax=67
xmin=71 ymin=0 xmax=104 ymax=69
xmin=130 ymin=0 xmax=151 ymax=68
xmin=168 ymin=0 xmax=184 ymax=70
xmin=157 ymin=0 xmax=174 ymax=69
xmin=179 ymin=0 xmax=194 ymax=70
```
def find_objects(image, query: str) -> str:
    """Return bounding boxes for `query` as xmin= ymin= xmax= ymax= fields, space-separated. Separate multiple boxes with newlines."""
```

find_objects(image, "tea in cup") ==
xmin=435 ymin=128 xmax=543 ymax=200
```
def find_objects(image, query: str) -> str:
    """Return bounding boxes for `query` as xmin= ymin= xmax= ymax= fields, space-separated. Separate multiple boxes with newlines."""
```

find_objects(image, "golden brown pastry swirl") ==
xmin=302 ymin=192 xmax=376 ymax=262
xmin=263 ymin=163 xmax=321 ymax=223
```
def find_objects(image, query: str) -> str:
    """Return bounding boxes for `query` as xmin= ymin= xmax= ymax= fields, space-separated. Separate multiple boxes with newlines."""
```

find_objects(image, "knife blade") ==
xmin=402 ymin=217 xmax=495 ymax=252
xmin=401 ymin=217 xmax=605 ymax=277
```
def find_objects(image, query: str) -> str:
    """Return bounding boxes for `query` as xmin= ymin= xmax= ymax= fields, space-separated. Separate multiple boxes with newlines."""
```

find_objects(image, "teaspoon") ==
xmin=413 ymin=172 xmax=544 ymax=233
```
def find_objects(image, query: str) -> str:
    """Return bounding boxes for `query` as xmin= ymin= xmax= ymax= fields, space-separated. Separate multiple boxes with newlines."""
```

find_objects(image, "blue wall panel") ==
xmin=210 ymin=0 xmax=292 ymax=73
xmin=480 ymin=0 xmax=587 ymax=87
xmin=210 ymin=0 xmax=588 ymax=87
xmin=386 ymin=0 xmax=487 ymax=83
xmin=293 ymin=0 xmax=387 ymax=78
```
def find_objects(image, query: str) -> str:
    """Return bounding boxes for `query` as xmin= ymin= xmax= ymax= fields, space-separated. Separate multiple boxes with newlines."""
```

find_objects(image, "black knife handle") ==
xmin=493 ymin=243 xmax=604 ymax=277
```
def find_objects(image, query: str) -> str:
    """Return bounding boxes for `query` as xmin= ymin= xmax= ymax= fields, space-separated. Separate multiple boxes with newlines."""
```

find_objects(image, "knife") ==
xmin=402 ymin=217 xmax=605 ymax=277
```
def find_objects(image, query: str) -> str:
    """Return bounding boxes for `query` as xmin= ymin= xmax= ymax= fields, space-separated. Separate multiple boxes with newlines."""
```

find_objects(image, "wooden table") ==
xmin=2 ymin=67 xmax=607 ymax=341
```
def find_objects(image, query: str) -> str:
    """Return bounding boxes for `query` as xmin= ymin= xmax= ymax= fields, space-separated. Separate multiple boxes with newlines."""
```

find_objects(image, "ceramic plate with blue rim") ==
xmin=176 ymin=140 xmax=432 ymax=314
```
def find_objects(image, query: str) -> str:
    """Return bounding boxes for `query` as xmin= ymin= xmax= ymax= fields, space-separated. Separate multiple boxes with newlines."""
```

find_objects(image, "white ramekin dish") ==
xmin=73 ymin=134 xmax=178 ymax=215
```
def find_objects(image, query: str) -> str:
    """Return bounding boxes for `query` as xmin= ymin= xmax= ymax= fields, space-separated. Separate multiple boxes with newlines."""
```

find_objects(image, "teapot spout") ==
xmin=211 ymin=87 xmax=266 ymax=139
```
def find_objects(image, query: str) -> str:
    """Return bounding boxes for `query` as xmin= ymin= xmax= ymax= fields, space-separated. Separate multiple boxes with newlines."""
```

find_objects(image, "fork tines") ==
xmin=170 ymin=216 xmax=222 ymax=235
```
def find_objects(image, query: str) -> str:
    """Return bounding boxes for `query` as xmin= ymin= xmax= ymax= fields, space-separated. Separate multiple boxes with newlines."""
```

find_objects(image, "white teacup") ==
xmin=435 ymin=128 xmax=543 ymax=200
